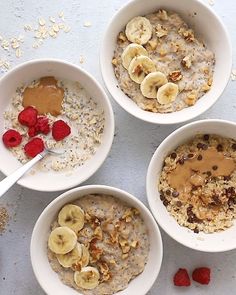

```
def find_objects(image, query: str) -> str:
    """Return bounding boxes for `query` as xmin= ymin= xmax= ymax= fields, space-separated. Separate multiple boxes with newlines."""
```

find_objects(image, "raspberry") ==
xmin=24 ymin=138 xmax=44 ymax=158
xmin=28 ymin=116 xmax=50 ymax=137
xmin=173 ymin=268 xmax=191 ymax=287
xmin=52 ymin=120 xmax=71 ymax=141
xmin=2 ymin=129 xmax=22 ymax=148
xmin=192 ymin=267 xmax=211 ymax=285
xmin=18 ymin=106 xmax=38 ymax=127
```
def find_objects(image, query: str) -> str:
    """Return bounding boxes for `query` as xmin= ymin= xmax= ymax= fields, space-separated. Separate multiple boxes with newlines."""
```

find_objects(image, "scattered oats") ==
xmin=63 ymin=25 xmax=71 ymax=33
xmin=231 ymin=69 xmax=236 ymax=81
xmin=49 ymin=16 xmax=56 ymax=23
xmin=15 ymin=48 xmax=22 ymax=58
xmin=24 ymin=24 xmax=33 ymax=31
xmin=39 ymin=17 xmax=46 ymax=26
xmin=208 ymin=0 xmax=215 ymax=5
xmin=84 ymin=21 xmax=92 ymax=27
xmin=11 ymin=38 xmax=20 ymax=49
xmin=79 ymin=55 xmax=85 ymax=64
xmin=49 ymin=29 xmax=56 ymax=37
xmin=52 ymin=24 xmax=59 ymax=33
xmin=1 ymin=39 xmax=10 ymax=50
xmin=17 ymin=35 xmax=24 ymax=43
xmin=32 ymin=42 xmax=39 ymax=49
xmin=58 ymin=23 xmax=65 ymax=29
xmin=58 ymin=11 xmax=64 ymax=18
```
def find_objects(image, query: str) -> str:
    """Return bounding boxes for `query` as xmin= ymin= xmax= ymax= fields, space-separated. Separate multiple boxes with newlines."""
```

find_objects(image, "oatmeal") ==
xmin=47 ymin=194 xmax=149 ymax=294
xmin=112 ymin=9 xmax=215 ymax=113
xmin=3 ymin=77 xmax=105 ymax=172
xmin=159 ymin=135 xmax=236 ymax=233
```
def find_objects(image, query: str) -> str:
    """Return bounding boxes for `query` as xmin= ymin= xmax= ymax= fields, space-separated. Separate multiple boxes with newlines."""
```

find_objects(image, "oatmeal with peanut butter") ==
xmin=47 ymin=194 xmax=149 ymax=294
xmin=159 ymin=134 xmax=236 ymax=233
xmin=112 ymin=9 xmax=215 ymax=113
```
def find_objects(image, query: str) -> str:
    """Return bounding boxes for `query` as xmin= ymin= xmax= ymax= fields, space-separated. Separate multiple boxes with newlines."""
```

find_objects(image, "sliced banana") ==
xmin=56 ymin=242 xmax=82 ymax=268
xmin=157 ymin=82 xmax=179 ymax=105
xmin=80 ymin=244 xmax=90 ymax=267
xmin=125 ymin=16 xmax=152 ymax=45
xmin=121 ymin=43 xmax=148 ymax=70
xmin=48 ymin=226 xmax=77 ymax=255
xmin=140 ymin=72 xmax=168 ymax=98
xmin=128 ymin=56 xmax=156 ymax=84
xmin=58 ymin=204 xmax=85 ymax=233
xmin=74 ymin=266 xmax=100 ymax=290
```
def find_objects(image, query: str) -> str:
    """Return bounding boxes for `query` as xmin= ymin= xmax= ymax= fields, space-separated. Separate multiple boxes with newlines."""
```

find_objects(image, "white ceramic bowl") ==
xmin=0 ymin=59 xmax=114 ymax=191
xmin=31 ymin=185 xmax=163 ymax=295
xmin=100 ymin=0 xmax=232 ymax=124
xmin=147 ymin=119 xmax=236 ymax=252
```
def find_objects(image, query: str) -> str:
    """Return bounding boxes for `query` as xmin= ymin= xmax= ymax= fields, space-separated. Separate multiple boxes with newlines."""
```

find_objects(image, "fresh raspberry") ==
xmin=24 ymin=138 xmax=44 ymax=158
xmin=35 ymin=116 xmax=50 ymax=135
xmin=2 ymin=129 xmax=22 ymax=148
xmin=173 ymin=268 xmax=191 ymax=287
xmin=28 ymin=126 xmax=37 ymax=137
xmin=52 ymin=120 xmax=71 ymax=141
xmin=18 ymin=106 xmax=38 ymax=127
xmin=192 ymin=267 xmax=211 ymax=285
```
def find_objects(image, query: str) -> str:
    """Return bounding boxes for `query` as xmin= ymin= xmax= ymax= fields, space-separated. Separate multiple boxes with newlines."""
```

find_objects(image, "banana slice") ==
xmin=157 ymin=82 xmax=179 ymax=105
xmin=48 ymin=226 xmax=77 ymax=255
xmin=80 ymin=244 xmax=90 ymax=267
xmin=74 ymin=266 xmax=100 ymax=290
xmin=56 ymin=242 xmax=82 ymax=268
xmin=125 ymin=16 xmax=152 ymax=45
xmin=121 ymin=43 xmax=148 ymax=70
xmin=58 ymin=204 xmax=85 ymax=233
xmin=140 ymin=72 xmax=168 ymax=98
xmin=128 ymin=56 xmax=156 ymax=84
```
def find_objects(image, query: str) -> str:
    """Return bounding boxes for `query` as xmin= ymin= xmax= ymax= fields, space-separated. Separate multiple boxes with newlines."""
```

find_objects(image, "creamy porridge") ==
xmin=112 ymin=9 xmax=215 ymax=113
xmin=159 ymin=134 xmax=236 ymax=233
xmin=47 ymin=194 xmax=149 ymax=294
xmin=3 ymin=77 xmax=105 ymax=172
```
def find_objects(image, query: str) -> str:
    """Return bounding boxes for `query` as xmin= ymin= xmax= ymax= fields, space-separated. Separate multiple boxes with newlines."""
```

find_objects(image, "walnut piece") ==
xmin=178 ymin=28 xmax=195 ymax=42
xmin=117 ymin=31 xmax=127 ymax=44
xmin=168 ymin=70 xmax=183 ymax=82
xmin=157 ymin=9 xmax=168 ymax=21
xmin=185 ymin=91 xmax=197 ymax=106
xmin=181 ymin=55 xmax=192 ymax=69
xmin=156 ymin=24 xmax=168 ymax=38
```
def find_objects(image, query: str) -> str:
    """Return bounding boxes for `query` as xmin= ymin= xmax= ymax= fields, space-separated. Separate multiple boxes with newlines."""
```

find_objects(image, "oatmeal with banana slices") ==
xmin=47 ymin=194 xmax=150 ymax=294
xmin=159 ymin=134 xmax=236 ymax=233
xmin=112 ymin=9 xmax=215 ymax=113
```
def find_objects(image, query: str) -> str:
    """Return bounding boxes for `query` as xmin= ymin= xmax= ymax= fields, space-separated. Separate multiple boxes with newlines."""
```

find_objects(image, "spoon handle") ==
xmin=0 ymin=153 xmax=44 ymax=198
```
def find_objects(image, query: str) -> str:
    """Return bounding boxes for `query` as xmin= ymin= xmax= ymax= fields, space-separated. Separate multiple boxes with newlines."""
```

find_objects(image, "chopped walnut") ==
xmin=90 ymin=216 xmax=101 ymax=228
xmin=170 ymin=41 xmax=180 ymax=53
xmin=97 ymin=261 xmax=109 ymax=274
xmin=89 ymin=238 xmax=103 ymax=262
xmin=168 ymin=70 xmax=183 ymax=82
xmin=146 ymin=39 xmax=158 ymax=51
xmin=112 ymin=58 xmax=118 ymax=66
xmin=178 ymin=28 xmax=195 ymax=42
xmin=181 ymin=55 xmax=192 ymax=69
xmin=201 ymin=83 xmax=211 ymax=92
xmin=109 ymin=230 xmax=119 ymax=244
xmin=119 ymin=236 xmax=131 ymax=254
xmin=130 ymin=240 xmax=139 ymax=248
xmin=157 ymin=9 xmax=168 ymax=21
xmin=185 ymin=91 xmax=197 ymax=106
xmin=85 ymin=212 xmax=92 ymax=221
xmin=122 ymin=253 xmax=129 ymax=259
xmin=208 ymin=77 xmax=213 ymax=86
xmin=117 ymin=31 xmax=127 ymax=44
xmin=93 ymin=226 xmax=103 ymax=240
xmin=156 ymin=24 xmax=168 ymax=38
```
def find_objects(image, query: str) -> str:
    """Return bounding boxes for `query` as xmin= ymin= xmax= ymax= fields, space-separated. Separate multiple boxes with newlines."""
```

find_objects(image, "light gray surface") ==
xmin=0 ymin=0 xmax=235 ymax=294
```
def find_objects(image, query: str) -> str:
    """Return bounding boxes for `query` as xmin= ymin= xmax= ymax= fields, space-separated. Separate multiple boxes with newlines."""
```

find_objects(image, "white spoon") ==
xmin=0 ymin=148 xmax=64 ymax=197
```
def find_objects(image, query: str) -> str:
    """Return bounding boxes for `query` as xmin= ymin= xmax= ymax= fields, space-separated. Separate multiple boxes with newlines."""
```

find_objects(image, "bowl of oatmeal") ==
xmin=0 ymin=59 xmax=114 ymax=191
xmin=31 ymin=185 xmax=163 ymax=295
xmin=147 ymin=119 xmax=236 ymax=252
xmin=100 ymin=0 xmax=232 ymax=124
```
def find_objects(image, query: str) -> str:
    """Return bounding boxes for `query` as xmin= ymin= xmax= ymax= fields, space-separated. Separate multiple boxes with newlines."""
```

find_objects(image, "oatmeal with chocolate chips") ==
xmin=112 ymin=9 xmax=215 ymax=113
xmin=47 ymin=194 xmax=149 ymax=294
xmin=159 ymin=135 xmax=236 ymax=233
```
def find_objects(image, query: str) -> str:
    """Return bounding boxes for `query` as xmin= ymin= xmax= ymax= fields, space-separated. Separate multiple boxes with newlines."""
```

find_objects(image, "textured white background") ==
xmin=0 ymin=0 xmax=235 ymax=294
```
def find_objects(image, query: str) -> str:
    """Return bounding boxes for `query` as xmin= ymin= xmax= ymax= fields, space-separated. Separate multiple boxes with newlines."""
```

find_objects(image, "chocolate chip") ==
xmin=170 ymin=152 xmax=177 ymax=159
xmin=197 ymin=154 xmax=203 ymax=161
xmin=213 ymin=195 xmax=221 ymax=205
xmin=217 ymin=144 xmax=223 ymax=152
xmin=228 ymin=198 xmax=234 ymax=207
xmin=160 ymin=194 xmax=165 ymax=201
xmin=202 ymin=144 xmax=208 ymax=150
xmin=207 ymin=171 xmax=212 ymax=177
xmin=166 ymin=189 xmax=171 ymax=196
xmin=163 ymin=199 xmax=169 ymax=207
xmin=197 ymin=143 xmax=203 ymax=149
xmin=187 ymin=213 xmax=201 ymax=223
xmin=193 ymin=227 xmax=199 ymax=233
xmin=224 ymin=176 xmax=231 ymax=181
xmin=188 ymin=153 xmax=194 ymax=158
xmin=203 ymin=134 xmax=209 ymax=141
xmin=177 ymin=158 xmax=185 ymax=165
xmin=176 ymin=201 xmax=182 ymax=207
xmin=232 ymin=143 xmax=236 ymax=151
xmin=212 ymin=165 xmax=218 ymax=170
xmin=172 ymin=191 xmax=179 ymax=198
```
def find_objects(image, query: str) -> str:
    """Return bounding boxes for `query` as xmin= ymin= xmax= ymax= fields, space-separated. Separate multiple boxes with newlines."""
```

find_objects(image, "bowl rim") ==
xmin=31 ymin=184 xmax=163 ymax=295
xmin=0 ymin=58 xmax=115 ymax=192
xmin=146 ymin=119 xmax=236 ymax=252
xmin=100 ymin=0 xmax=232 ymax=125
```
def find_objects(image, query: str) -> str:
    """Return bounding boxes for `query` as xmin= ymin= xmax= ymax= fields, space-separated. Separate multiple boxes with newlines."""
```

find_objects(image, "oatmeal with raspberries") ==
xmin=112 ymin=9 xmax=215 ymax=113
xmin=159 ymin=134 xmax=236 ymax=233
xmin=47 ymin=194 xmax=149 ymax=295
xmin=3 ymin=77 xmax=105 ymax=172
